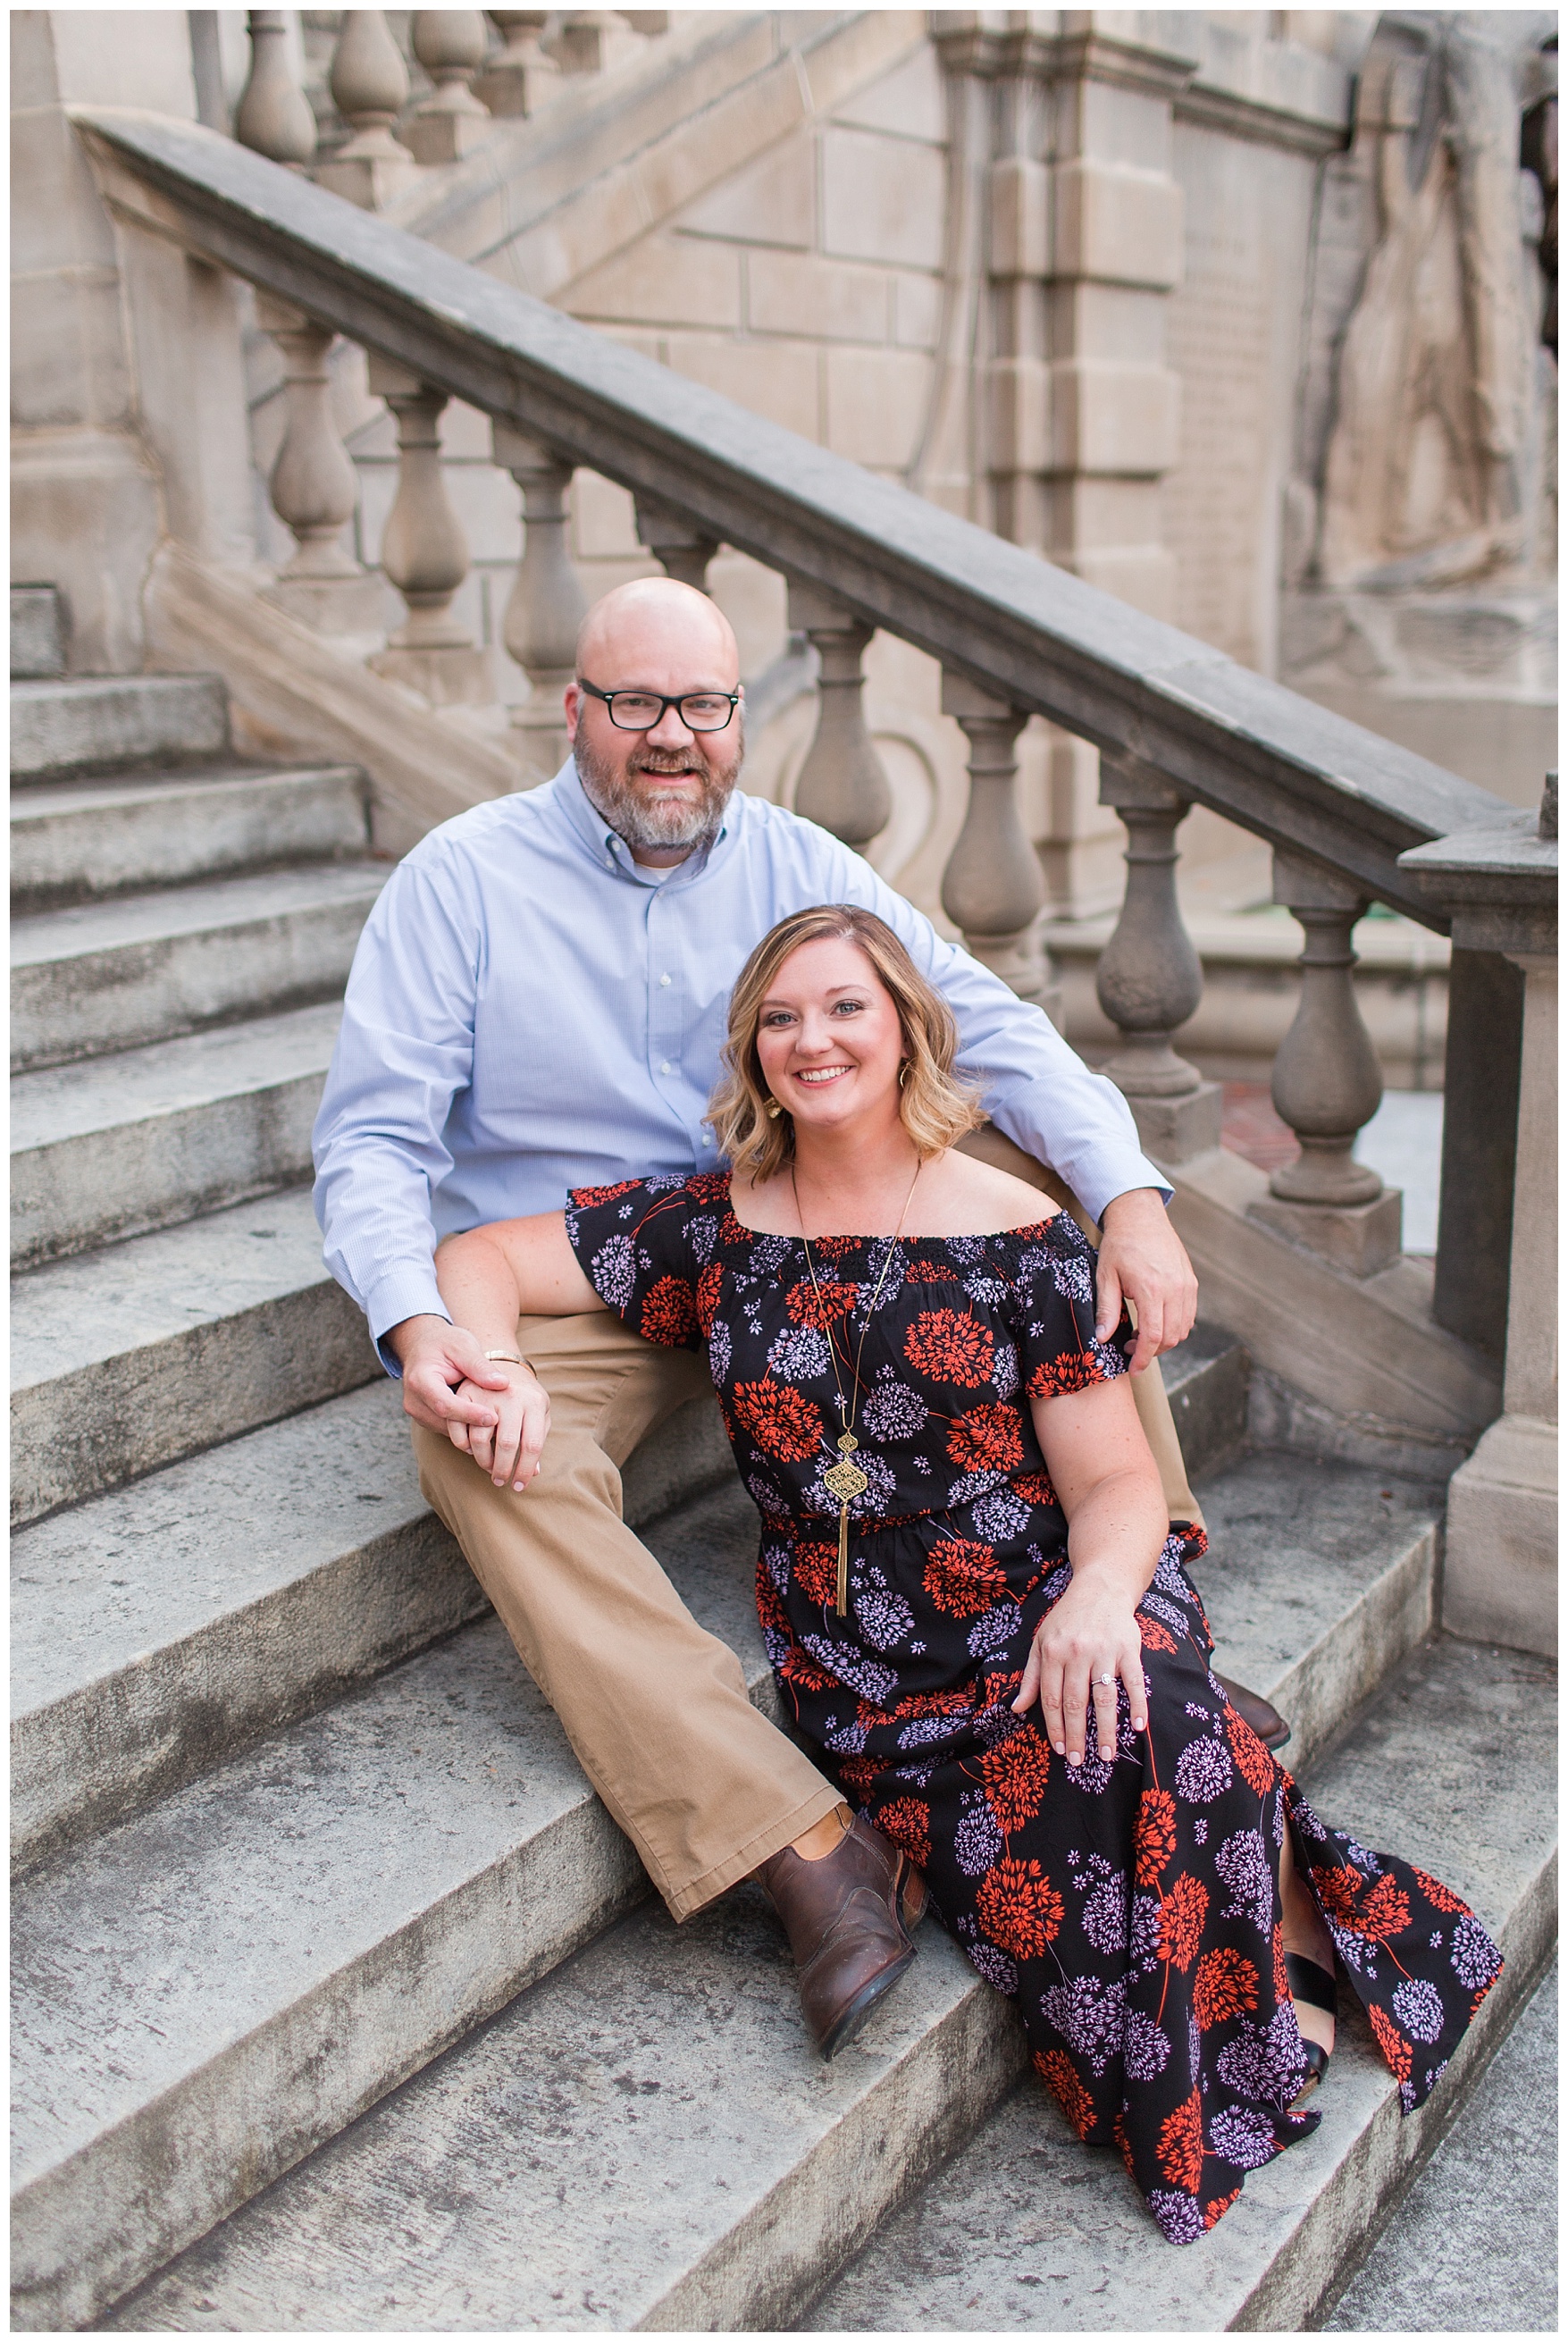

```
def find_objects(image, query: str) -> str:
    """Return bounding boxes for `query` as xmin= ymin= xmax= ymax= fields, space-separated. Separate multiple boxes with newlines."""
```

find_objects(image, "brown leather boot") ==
xmin=1215 ymin=1672 xmax=1290 ymax=1751
xmin=756 ymin=1815 xmax=922 ymax=2061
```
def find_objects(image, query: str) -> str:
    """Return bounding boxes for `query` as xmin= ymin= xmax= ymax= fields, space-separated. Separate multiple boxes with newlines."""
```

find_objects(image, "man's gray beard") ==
xmin=574 ymin=724 xmax=742 ymax=853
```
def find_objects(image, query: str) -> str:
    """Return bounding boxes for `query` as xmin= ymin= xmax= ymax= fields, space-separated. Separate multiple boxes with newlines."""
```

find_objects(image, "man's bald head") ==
xmin=575 ymin=575 xmax=739 ymax=688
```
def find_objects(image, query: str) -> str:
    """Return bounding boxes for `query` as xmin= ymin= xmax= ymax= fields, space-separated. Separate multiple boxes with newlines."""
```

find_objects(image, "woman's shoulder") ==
xmin=911 ymin=1150 xmax=1061 ymax=1239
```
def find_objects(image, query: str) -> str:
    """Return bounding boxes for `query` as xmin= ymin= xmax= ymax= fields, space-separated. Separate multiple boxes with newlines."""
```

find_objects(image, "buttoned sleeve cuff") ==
xmin=1064 ymin=1147 xmax=1174 ymax=1230
xmin=365 ymin=1266 xmax=452 ymax=1378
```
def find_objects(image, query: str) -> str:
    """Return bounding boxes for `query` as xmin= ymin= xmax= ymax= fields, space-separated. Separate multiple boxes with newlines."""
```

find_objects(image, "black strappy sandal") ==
xmin=1286 ymin=1950 xmax=1337 ymax=2107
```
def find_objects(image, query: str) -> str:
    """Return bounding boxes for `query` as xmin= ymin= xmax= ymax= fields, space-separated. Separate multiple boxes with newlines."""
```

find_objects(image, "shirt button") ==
xmin=659 ymin=1060 xmax=671 ymax=1075
xmin=659 ymin=973 xmax=671 ymax=986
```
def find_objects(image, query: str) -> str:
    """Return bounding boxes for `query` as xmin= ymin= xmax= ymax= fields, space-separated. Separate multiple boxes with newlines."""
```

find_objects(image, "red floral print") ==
xmin=876 ymin=1797 xmax=931 ymax=1868
xmin=1012 ymin=1470 xmax=1056 ymax=1507
xmin=1193 ymin=1946 xmax=1259 ymax=2028
xmin=792 ymin=1542 xmax=840 ymax=1608
xmin=1203 ymin=2189 xmax=1242 ymax=2229
xmin=1027 ymin=1347 xmax=1103 ymax=1398
xmin=1157 ymin=2089 xmax=1204 ymax=2190
xmin=1369 ymin=2004 xmax=1413 ymax=2085
xmin=786 ymin=1278 xmax=859 ymax=1330
xmin=695 ymin=1260 xmax=724 ymax=1337
xmin=1135 ymin=1789 xmax=1178 ymax=1887
xmin=1226 ymin=1703 xmax=1279 ymax=1794
xmin=1035 ymin=2049 xmax=1094 ymax=2139
xmin=569 ymin=1179 xmax=641 ymax=1207
xmin=977 ymin=1857 xmax=1064 ymax=1958
xmin=1139 ymin=1615 xmax=1178 ymax=1654
xmin=1157 ymin=1875 xmax=1210 ymax=1972
xmin=904 ymin=1307 xmax=995 ymax=1388
xmin=730 ymin=1377 xmax=824 ymax=1462
xmin=922 ymin=1537 xmax=1007 ymax=1616
xmin=1411 ymin=1866 xmax=1469 ymax=1915
xmin=640 ymin=1274 xmax=698 ymax=1347
xmin=982 ymin=1728 xmax=1052 ymax=1831
xmin=946 ymin=1403 xmax=1025 ymax=1473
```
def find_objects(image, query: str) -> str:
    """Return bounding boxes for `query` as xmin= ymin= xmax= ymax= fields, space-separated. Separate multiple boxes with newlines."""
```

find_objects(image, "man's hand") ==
xmin=1094 ymin=1189 xmax=1198 ymax=1374
xmin=387 ymin=1313 xmax=515 ymax=1438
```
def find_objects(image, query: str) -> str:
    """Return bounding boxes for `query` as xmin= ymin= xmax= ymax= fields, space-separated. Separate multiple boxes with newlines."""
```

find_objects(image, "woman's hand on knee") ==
xmin=1014 ymin=1587 xmax=1147 ymax=1767
xmin=456 ymin=1364 xmax=550 ymax=1491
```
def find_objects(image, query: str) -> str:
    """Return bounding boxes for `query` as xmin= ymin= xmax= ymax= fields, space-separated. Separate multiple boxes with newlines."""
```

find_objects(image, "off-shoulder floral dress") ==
xmin=565 ymin=1171 xmax=1501 ymax=2245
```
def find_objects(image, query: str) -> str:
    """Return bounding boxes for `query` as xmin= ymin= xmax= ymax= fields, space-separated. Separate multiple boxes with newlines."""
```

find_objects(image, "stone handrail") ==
xmin=75 ymin=106 xmax=1509 ymax=925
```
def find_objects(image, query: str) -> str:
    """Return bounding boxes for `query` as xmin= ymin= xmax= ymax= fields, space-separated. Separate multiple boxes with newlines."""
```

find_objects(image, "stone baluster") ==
xmin=633 ymin=499 xmax=719 ymax=592
xmin=255 ymin=295 xmax=383 ymax=639
xmin=405 ymin=13 xmax=493 ymax=164
xmin=1248 ymin=850 xmax=1403 ymax=1275
xmin=475 ymin=12 xmax=560 ymax=117
xmin=365 ymin=357 xmax=490 ymax=703
xmin=315 ymin=11 xmax=419 ymax=209
xmin=785 ymin=583 xmax=891 ymax=849
xmin=234 ymin=11 xmax=317 ymax=167
xmin=549 ymin=12 xmax=641 ymax=74
xmin=492 ymin=422 xmax=586 ymax=778
xmin=1093 ymin=757 xmax=1222 ymax=1161
xmin=938 ymin=674 xmax=1049 ymax=1006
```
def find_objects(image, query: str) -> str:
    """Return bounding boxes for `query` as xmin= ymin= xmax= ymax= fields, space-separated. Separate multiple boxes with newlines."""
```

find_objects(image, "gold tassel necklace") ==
xmin=792 ymin=1158 xmax=922 ymax=1616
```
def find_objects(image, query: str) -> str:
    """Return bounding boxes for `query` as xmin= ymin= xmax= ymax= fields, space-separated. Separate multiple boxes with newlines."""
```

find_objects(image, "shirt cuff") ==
xmin=365 ymin=1266 xmax=452 ymax=1378
xmin=1071 ymin=1151 xmax=1174 ymax=1229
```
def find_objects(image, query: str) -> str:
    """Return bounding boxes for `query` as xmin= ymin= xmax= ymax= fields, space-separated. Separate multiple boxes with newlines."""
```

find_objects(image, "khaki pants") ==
xmin=415 ymin=1277 xmax=1201 ymax=1926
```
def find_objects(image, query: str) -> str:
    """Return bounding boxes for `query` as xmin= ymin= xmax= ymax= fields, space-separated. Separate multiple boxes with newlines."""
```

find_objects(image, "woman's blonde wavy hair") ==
xmin=707 ymin=904 xmax=985 ymax=1181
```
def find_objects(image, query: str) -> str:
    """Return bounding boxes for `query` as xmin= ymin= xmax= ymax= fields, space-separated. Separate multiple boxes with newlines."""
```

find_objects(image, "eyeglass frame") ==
xmin=576 ymin=678 xmax=742 ymax=734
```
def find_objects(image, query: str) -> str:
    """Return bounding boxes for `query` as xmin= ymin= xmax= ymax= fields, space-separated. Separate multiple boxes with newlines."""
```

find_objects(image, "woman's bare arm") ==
xmin=1016 ymin=1374 xmax=1169 ymax=1767
xmin=432 ymin=1213 xmax=604 ymax=1491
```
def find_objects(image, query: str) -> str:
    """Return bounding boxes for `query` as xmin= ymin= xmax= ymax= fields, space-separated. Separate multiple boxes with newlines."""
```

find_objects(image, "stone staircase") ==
xmin=10 ymin=591 xmax=1556 ymax=2331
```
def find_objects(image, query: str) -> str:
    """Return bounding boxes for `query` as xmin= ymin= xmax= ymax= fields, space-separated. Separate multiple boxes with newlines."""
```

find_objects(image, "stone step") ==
xmin=11 ymin=674 xmax=229 ymax=780
xmin=9 ymin=1441 xmax=1441 ymax=2329
xmin=11 ymin=1186 xmax=374 ymax=1529
xmin=11 ymin=1002 xmax=344 ymax=1269
xmin=11 ymin=861 xmax=388 ymax=1071
xmin=11 ymin=1378 xmax=734 ymax=1874
xmin=1161 ymin=1319 xmax=1249 ymax=1482
xmin=10 ymin=764 xmax=370 ymax=911
xmin=12 ymin=584 xmax=66 ymax=680
xmin=96 ymin=1638 xmax=1557 ymax=2335
xmin=10 ymin=1482 xmax=775 ymax=2333
xmin=801 ymin=1638 xmax=1557 ymax=2336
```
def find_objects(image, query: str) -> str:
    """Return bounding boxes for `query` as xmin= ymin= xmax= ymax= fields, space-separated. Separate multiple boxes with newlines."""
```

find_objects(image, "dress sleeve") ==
xmin=1011 ymin=1215 xmax=1133 ymax=1399
xmin=563 ymin=1175 xmax=712 ymax=1349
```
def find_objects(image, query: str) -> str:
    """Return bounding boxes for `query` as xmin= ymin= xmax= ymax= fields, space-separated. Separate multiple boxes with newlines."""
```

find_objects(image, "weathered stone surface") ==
xmin=10 ymin=1001 xmax=342 ymax=1265
xmin=10 ymin=1186 xmax=375 ymax=1525
xmin=1160 ymin=1320 xmax=1248 ymax=1476
xmin=11 ymin=1479 xmax=784 ymax=2333
xmin=10 ymin=860 xmax=387 ymax=1070
xmin=11 ymin=583 xmax=66 ymax=679
xmin=804 ymin=1638 xmax=1556 ymax=2334
xmin=10 ymin=763 xmax=368 ymax=911
xmin=11 ymin=673 xmax=229 ymax=777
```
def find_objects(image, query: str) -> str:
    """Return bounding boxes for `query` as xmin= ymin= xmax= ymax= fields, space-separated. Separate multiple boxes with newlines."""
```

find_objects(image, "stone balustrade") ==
xmin=75 ymin=107 xmax=1559 ymax=1643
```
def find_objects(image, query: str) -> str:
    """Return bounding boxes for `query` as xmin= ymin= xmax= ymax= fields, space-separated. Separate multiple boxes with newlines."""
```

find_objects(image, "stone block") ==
xmin=633 ymin=66 xmax=809 ymax=230
xmin=400 ymin=106 xmax=494 ymax=168
xmin=10 ymin=264 xmax=135 ymax=432
xmin=989 ymin=155 xmax=1050 ymax=279
xmin=46 ymin=7 xmax=198 ymax=111
xmin=666 ymin=335 xmax=819 ymax=439
xmin=1048 ymin=359 xmax=1182 ymax=475
xmin=9 ymin=105 xmax=121 ymax=276
xmin=12 ymin=585 xmax=67 ymax=681
xmin=369 ymin=642 xmax=495 ymax=708
xmin=571 ymin=468 xmax=641 ymax=559
xmin=893 ymin=269 xmax=942 ymax=350
xmin=1248 ymin=1185 xmax=1404 ymax=1278
xmin=261 ymin=573 xmax=389 ymax=643
xmin=1051 ymin=159 xmax=1184 ymax=290
xmin=1130 ymin=1077 xmax=1224 ymax=1164
xmin=1443 ymin=1414 xmax=1557 ymax=1658
xmin=679 ymin=132 xmax=815 ymax=249
xmin=570 ymin=233 xmax=742 ymax=332
xmin=313 ymin=146 xmax=421 ymax=212
xmin=10 ymin=674 xmax=229 ymax=780
xmin=10 ymin=429 xmax=159 ymax=675
xmin=986 ymin=356 xmax=1051 ymax=475
xmin=826 ymin=345 xmax=931 ymax=469
xmin=472 ymin=51 xmax=561 ymax=120
xmin=746 ymin=248 xmax=892 ymax=344
xmin=828 ymin=39 xmax=945 ymax=143
xmin=821 ymin=125 xmax=945 ymax=269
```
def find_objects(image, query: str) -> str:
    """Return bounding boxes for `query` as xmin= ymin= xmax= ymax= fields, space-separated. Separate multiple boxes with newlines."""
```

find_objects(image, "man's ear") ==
xmin=562 ymin=679 xmax=582 ymax=742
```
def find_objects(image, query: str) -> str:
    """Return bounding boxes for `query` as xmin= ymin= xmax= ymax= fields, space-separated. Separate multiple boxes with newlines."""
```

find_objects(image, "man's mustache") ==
xmin=629 ymin=753 xmax=706 ymax=776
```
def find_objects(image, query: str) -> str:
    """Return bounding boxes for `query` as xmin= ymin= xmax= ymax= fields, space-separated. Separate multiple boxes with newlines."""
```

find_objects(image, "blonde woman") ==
xmin=434 ymin=905 xmax=1498 ymax=2245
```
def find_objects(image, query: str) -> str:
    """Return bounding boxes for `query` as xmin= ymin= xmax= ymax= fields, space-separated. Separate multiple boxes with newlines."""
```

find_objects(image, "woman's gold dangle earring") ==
xmin=897 ymin=1061 xmax=909 ymax=1089
xmin=765 ymin=1098 xmax=783 ymax=1120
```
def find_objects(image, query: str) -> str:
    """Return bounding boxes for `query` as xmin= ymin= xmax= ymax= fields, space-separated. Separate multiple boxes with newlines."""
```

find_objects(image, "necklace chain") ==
xmin=791 ymin=1156 xmax=922 ymax=1615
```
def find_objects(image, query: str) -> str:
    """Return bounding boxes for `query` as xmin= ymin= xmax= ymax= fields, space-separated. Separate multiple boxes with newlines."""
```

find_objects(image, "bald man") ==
xmin=314 ymin=578 xmax=1275 ymax=2057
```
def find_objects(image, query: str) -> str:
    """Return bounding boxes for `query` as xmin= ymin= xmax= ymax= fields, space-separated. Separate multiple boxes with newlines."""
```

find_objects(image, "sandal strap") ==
xmin=1298 ymin=2039 xmax=1331 ymax=2082
xmin=1286 ymin=1951 xmax=1338 ymax=2015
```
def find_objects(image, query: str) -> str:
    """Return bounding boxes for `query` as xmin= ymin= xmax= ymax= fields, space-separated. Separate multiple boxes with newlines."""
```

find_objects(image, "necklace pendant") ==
xmin=837 ymin=1431 xmax=859 ymax=1456
xmin=822 ymin=1454 xmax=868 ymax=1503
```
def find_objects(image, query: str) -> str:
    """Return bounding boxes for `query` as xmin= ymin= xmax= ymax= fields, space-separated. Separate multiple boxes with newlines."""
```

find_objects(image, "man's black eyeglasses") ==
xmin=577 ymin=679 xmax=741 ymax=734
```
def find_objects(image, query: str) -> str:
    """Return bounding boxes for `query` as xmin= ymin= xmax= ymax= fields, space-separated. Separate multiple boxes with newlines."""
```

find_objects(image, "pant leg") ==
xmin=956 ymin=1122 xmax=1204 ymax=1528
xmin=414 ymin=1309 xmax=843 ymax=1920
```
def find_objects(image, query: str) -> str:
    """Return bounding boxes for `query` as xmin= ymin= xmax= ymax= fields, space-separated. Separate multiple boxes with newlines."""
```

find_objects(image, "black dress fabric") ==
xmin=565 ymin=1171 xmax=1503 ymax=2244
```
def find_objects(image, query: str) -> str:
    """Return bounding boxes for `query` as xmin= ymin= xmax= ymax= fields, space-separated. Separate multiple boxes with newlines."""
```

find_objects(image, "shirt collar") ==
xmin=552 ymin=758 xmax=733 ymax=889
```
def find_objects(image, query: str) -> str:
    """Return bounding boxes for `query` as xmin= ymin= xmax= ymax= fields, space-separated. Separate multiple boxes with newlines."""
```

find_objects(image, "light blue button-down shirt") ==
xmin=313 ymin=762 xmax=1166 ymax=1364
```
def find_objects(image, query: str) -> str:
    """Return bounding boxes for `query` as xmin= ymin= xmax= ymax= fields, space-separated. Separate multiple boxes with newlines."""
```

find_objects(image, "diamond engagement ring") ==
xmin=1096 ymin=1672 xmax=1115 ymax=1686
